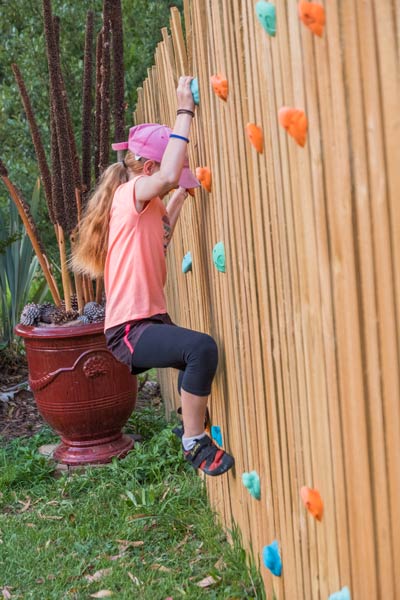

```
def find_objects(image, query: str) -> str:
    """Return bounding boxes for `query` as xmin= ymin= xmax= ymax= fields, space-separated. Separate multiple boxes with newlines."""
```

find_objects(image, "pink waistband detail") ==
xmin=123 ymin=324 xmax=134 ymax=354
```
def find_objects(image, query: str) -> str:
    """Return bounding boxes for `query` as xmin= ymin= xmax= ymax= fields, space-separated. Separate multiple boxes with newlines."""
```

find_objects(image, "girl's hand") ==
xmin=172 ymin=186 xmax=189 ymax=200
xmin=176 ymin=75 xmax=195 ymax=112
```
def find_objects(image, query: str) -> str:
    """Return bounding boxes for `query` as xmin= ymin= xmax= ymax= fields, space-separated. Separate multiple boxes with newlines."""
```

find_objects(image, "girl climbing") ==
xmin=72 ymin=75 xmax=234 ymax=476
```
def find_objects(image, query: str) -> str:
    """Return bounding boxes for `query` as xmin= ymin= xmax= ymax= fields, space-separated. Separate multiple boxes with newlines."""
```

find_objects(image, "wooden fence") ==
xmin=134 ymin=1 xmax=400 ymax=598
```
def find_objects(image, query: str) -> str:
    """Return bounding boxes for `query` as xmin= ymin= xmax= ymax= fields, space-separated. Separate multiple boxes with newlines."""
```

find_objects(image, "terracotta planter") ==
xmin=15 ymin=322 xmax=137 ymax=465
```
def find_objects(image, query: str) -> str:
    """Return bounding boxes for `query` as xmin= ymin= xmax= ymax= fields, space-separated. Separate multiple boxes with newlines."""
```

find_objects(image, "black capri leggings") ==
xmin=131 ymin=324 xmax=218 ymax=397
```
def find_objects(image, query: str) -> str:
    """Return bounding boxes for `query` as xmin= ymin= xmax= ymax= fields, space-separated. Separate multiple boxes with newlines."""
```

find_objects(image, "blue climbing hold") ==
xmin=213 ymin=242 xmax=226 ymax=273
xmin=190 ymin=78 xmax=200 ymax=105
xmin=255 ymin=1 xmax=276 ymax=37
xmin=242 ymin=471 xmax=261 ymax=500
xmin=328 ymin=587 xmax=351 ymax=600
xmin=211 ymin=425 xmax=223 ymax=447
xmin=262 ymin=540 xmax=282 ymax=576
xmin=182 ymin=251 xmax=192 ymax=273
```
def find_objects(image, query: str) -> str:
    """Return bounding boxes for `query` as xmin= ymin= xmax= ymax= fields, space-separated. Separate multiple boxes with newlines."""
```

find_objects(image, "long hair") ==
xmin=71 ymin=151 xmax=144 ymax=277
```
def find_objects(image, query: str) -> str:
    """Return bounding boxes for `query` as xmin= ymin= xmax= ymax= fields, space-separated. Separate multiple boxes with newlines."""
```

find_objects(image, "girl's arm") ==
xmin=166 ymin=187 xmax=188 ymax=236
xmin=135 ymin=76 xmax=195 ymax=203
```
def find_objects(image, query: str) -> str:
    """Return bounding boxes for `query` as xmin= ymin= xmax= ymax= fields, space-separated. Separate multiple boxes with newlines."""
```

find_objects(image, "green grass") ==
xmin=0 ymin=407 xmax=265 ymax=599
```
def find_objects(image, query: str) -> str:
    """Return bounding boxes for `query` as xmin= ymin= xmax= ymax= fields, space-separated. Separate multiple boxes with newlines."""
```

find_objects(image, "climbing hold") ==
xmin=298 ymin=1 xmax=326 ymax=37
xmin=211 ymin=425 xmax=223 ymax=447
xmin=278 ymin=107 xmax=308 ymax=147
xmin=196 ymin=167 xmax=212 ymax=192
xmin=182 ymin=252 xmax=192 ymax=274
xmin=190 ymin=77 xmax=200 ymax=105
xmin=255 ymin=1 xmax=276 ymax=37
xmin=187 ymin=188 xmax=195 ymax=197
xmin=212 ymin=242 xmax=226 ymax=273
xmin=245 ymin=123 xmax=264 ymax=154
xmin=300 ymin=486 xmax=323 ymax=521
xmin=242 ymin=471 xmax=261 ymax=500
xmin=262 ymin=540 xmax=282 ymax=576
xmin=328 ymin=586 xmax=351 ymax=600
xmin=211 ymin=74 xmax=229 ymax=101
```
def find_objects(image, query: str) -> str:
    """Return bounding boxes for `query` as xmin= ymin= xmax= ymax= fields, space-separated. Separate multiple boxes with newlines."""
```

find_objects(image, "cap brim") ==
xmin=179 ymin=167 xmax=200 ymax=190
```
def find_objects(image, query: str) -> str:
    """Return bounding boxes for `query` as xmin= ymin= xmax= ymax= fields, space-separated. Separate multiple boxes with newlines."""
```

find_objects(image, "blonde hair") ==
xmin=71 ymin=151 xmax=145 ymax=278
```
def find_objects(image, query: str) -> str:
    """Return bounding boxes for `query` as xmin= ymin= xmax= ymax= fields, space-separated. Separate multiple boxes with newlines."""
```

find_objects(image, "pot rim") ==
xmin=15 ymin=321 xmax=105 ymax=340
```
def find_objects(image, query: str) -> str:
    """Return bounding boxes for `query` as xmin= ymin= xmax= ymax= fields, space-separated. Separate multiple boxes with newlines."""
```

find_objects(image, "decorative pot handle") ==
xmin=29 ymin=349 xmax=117 ymax=392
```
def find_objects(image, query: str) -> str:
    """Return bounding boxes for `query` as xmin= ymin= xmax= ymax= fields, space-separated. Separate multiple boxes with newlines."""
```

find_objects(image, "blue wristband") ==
xmin=170 ymin=133 xmax=189 ymax=143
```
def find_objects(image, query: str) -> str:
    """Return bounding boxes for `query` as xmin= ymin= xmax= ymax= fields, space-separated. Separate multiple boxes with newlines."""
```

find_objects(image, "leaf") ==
xmin=89 ymin=592 xmax=113 ymax=598
xmin=196 ymin=575 xmax=220 ymax=588
xmin=127 ymin=572 xmax=141 ymax=585
xmin=17 ymin=496 xmax=31 ymax=512
xmin=85 ymin=568 xmax=112 ymax=583
xmin=150 ymin=564 xmax=171 ymax=572
xmin=116 ymin=539 xmax=144 ymax=549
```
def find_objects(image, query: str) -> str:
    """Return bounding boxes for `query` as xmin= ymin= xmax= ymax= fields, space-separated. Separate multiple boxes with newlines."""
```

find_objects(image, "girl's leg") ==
xmin=131 ymin=324 xmax=234 ymax=475
xmin=131 ymin=324 xmax=218 ymax=436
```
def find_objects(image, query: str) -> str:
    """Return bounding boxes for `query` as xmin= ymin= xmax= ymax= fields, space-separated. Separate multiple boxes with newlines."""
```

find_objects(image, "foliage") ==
xmin=0 ymin=407 xmax=265 ymax=599
xmin=0 ymin=0 xmax=183 ymax=205
xmin=0 ymin=180 xmax=48 ymax=348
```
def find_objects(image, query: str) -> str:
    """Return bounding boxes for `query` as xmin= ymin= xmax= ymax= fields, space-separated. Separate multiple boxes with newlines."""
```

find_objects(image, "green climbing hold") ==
xmin=255 ymin=1 xmax=276 ymax=37
xmin=190 ymin=78 xmax=200 ymax=105
xmin=242 ymin=471 xmax=261 ymax=500
xmin=213 ymin=242 xmax=226 ymax=273
xmin=182 ymin=251 xmax=192 ymax=273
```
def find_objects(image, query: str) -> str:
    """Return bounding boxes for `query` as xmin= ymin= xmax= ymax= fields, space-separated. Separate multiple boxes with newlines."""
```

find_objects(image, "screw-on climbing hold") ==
xmin=182 ymin=252 xmax=192 ymax=273
xmin=278 ymin=107 xmax=308 ymax=147
xmin=255 ymin=1 xmax=276 ymax=37
xmin=211 ymin=425 xmax=223 ymax=447
xmin=298 ymin=1 xmax=326 ymax=37
xmin=211 ymin=74 xmax=229 ymax=101
xmin=328 ymin=586 xmax=351 ymax=600
xmin=212 ymin=242 xmax=226 ymax=273
xmin=300 ymin=486 xmax=323 ymax=521
xmin=245 ymin=123 xmax=264 ymax=154
xmin=187 ymin=188 xmax=195 ymax=197
xmin=190 ymin=77 xmax=200 ymax=105
xmin=196 ymin=167 xmax=212 ymax=192
xmin=242 ymin=471 xmax=261 ymax=500
xmin=262 ymin=540 xmax=282 ymax=576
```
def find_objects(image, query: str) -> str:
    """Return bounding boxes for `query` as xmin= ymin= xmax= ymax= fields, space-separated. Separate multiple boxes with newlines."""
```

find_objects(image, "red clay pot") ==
xmin=15 ymin=322 xmax=137 ymax=465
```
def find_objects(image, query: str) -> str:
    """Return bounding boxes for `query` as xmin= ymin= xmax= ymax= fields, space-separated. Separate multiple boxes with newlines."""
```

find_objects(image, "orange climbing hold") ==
xmin=298 ymin=1 xmax=326 ymax=37
xmin=196 ymin=167 xmax=212 ymax=192
xmin=211 ymin=74 xmax=229 ymax=102
xmin=278 ymin=107 xmax=308 ymax=147
xmin=245 ymin=123 xmax=264 ymax=154
xmin=300 ymin=486 xmax=324 ymax=521
xmin=187 ymin=188 xmax=195 ymax=197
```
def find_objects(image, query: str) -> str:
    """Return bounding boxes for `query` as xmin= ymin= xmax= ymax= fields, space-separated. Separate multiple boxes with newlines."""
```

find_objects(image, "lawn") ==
xmin=0 ymin=404 xmax=265 ymax=599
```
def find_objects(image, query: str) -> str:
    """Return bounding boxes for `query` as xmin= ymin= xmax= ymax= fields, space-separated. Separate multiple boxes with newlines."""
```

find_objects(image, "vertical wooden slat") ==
xmin=133 ymin=1 xmax=400 ymax=597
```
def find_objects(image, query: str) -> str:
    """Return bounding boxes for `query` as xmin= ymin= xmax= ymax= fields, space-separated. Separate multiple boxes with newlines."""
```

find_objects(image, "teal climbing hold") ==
xmin=211 ymin=425 xmax=223 ymax=447
xmin=213 ymin=242 xmax=226 ymax=273
xmin=190 ymin=78 xmax=200 ymax=105
xmin=262 ymin=540 xmax=282 ymax=576
xmin=328 ymin=587 xmax=351 ymax=600
xmin=182 ymin=251 xmax=192 ymax=273
xmin=242 ymin=471 xmax=261 ymax=500
xmin=255 ymin=1 xmax=276 ymax=37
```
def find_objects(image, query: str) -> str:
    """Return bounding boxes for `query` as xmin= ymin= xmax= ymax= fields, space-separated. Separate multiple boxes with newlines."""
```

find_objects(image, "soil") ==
xmin=0 ymin=351 xmax=162 ymax=443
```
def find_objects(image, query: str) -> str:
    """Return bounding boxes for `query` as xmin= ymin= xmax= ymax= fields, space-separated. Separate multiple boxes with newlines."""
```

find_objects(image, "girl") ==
xmin=72 ymin=76 xmax=234 ymax=476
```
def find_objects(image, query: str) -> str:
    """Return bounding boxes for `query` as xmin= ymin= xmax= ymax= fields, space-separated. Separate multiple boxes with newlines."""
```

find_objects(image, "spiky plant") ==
xmin=1 ymin=0 xmax=126 ymax=326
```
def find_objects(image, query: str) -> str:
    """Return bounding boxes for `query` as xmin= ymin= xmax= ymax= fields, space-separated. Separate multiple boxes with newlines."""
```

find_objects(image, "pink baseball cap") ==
xmin=112 ymin=123 xmax=200 ymax=190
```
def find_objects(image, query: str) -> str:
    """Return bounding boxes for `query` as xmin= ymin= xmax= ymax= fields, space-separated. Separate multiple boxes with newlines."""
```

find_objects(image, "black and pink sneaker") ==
xmin=183 ymin=435 xmax=234 ymax=476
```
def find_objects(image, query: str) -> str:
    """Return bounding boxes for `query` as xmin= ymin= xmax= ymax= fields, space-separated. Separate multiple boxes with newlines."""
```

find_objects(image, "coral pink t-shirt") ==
xmin=104 ymin=176 xmax=171 ymax=330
